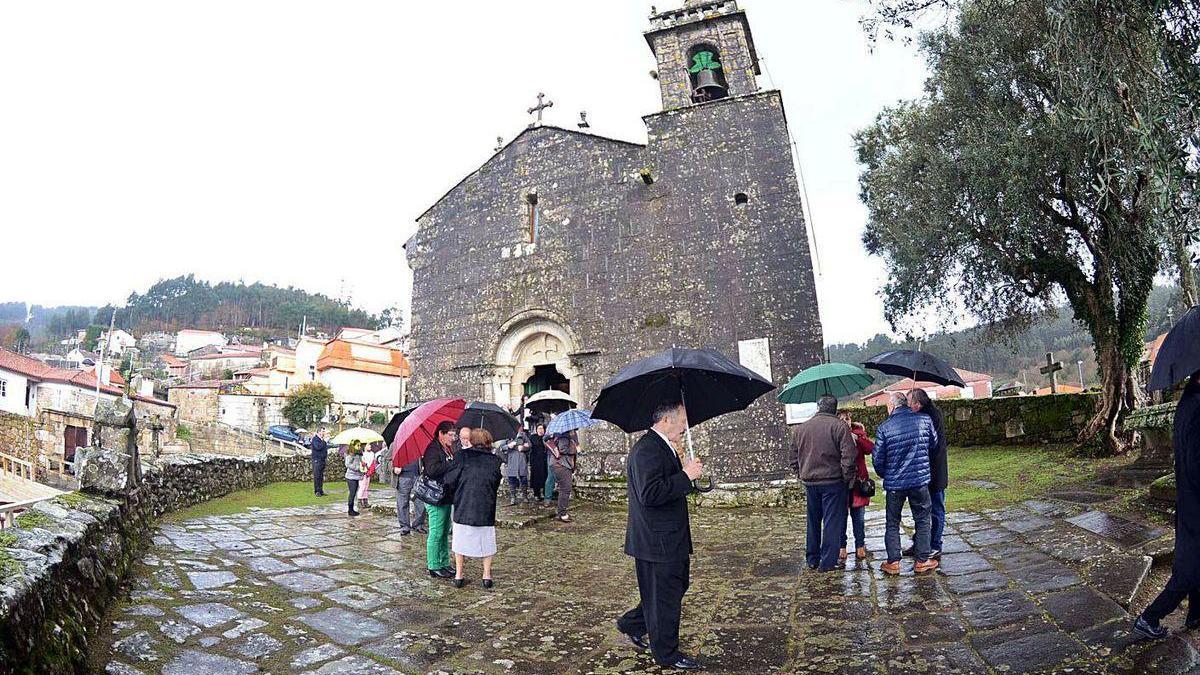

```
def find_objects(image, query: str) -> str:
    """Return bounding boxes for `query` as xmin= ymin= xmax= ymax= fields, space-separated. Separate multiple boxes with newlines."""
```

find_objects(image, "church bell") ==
xmin=692 ymin=69 xmax=727 ymax=100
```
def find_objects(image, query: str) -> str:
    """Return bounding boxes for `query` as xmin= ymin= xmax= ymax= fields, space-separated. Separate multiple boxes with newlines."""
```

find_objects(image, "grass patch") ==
xmin=167 ymin=481 xmax=348 ymax=521
xmin=941 ymin=444 xmax=1120 ymax=511
xmin=0 ymin=531 xmax=15 ymax=548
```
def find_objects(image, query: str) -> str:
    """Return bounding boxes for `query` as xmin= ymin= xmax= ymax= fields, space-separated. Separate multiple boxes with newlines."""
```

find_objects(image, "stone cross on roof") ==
xmin=528 ymin=92 xmax=554 ymax=127
xmin=1039 ymin=352 xmax=1064 ymax=394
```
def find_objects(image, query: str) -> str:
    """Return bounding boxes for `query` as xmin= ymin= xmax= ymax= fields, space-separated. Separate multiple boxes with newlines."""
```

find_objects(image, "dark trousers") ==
xmin=617 ymin=557 xmax=690 ymax=666
xmin=805 ymin=483 xmax=849 ymax=570
xmin=929 ymin=489 xmax=946 ymax=551
xmin=506 ymin=476 xmax=529 ymax=490
xmin=886 ymin=486 xmax=931 ymax=563
xmin=312 ymin=456 xmax=326 ymax=495
xmin=551 ymin=465 xmax=573 ymax=517
xmin=841 ymin=504 xmax=866 ymax=550
xmin=1142 ymin=571 xmax=1199 ymax=626
xmin=346 ymin=479 xmax=359 ymax=514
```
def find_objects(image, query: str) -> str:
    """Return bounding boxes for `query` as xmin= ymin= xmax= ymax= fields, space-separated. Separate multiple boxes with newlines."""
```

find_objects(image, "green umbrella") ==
xmin=777 ymin=363 xmax=875 ymax=404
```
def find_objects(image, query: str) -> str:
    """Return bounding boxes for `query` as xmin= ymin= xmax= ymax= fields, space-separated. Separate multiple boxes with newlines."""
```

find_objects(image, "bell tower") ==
xmin=645 ymin=0 xmax=762 ymax=110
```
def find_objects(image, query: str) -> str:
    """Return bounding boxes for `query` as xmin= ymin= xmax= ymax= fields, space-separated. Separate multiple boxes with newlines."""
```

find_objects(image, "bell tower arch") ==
xmin=645 ymin=1 xmax=761 ymax=110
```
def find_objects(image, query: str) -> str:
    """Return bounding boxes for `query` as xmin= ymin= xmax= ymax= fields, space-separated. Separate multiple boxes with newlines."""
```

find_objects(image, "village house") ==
xmin=241 ymin=345 xmax=296 ymax=395
xmin=861 ymin=368 xmax=994 ymax=407
xmin=187 ymin=350 xmax=263 ymax=379
xmin=0 ymin=347 xmax=175 ymax=481
xmin=174 ymin=329 xmax=227 ymax=356
xmin=315 ymin=338 xmax=410 ymax=408
xmin=97 ymin=329 xmax=136 ymax=355
xmin=158 ymin=353 xmax=188 ymax=380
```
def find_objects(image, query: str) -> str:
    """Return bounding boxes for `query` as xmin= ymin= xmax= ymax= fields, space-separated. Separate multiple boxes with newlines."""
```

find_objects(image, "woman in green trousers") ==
xmin=422 ymin=421 xmax=458 ymax=578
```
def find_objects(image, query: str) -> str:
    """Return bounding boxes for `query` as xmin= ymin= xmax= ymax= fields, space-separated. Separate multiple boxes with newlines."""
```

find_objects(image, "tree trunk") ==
xmin=1171 ymin=217 xmax=1198 ymax=309
xmin=1078 ymin=335 xmax=1132 ymax=455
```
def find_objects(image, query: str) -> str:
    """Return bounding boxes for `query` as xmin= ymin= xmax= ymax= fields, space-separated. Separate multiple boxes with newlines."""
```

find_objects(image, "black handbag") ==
xmin=414 ymin=450 xmax=452 ymax=505
xmin=856 ymin=477 xmax=876 ymax=499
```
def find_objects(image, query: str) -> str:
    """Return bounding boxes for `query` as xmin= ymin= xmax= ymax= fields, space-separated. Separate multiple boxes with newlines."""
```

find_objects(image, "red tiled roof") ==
xmin=861 ymin=368 xmax=992 ymax=401
xmin=0 ymin=348 xmax=172 ymax=407
xmin=315 ymin=339 xmax=410 ymax=378
xmin=190 ymin=351 xmax=262 ymax=361
xmin=159 ymin=354 xmax=187 ymax=367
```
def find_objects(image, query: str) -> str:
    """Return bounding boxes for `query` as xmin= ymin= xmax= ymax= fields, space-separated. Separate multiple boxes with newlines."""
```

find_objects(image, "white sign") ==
xmin=786 ymin=402 xmax=817 ymax=425
xmin=737 ymin=338 xmax=772 ymax=382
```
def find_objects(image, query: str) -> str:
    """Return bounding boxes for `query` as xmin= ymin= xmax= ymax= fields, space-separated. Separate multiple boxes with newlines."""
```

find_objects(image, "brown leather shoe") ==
xmin=838 ymin=548 xmax=848 ymax=565
xmin=856 ymin=547 xmax=869 ymax=560
xmin=881 ymin=561 xmax=901 ymax=575
xmin=914 ymin=559 xmax=939 ymax=574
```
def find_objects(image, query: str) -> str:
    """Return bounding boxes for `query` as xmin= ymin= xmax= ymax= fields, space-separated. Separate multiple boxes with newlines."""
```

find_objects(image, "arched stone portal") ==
xmin=490 ymin=313 xmax=580 ymax=411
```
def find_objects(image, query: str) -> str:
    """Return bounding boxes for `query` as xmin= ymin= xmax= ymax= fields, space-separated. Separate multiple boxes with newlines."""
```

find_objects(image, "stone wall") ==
xmin=168 ymin=387 xmax=219 ymax=426
xmin=842 ymin=393 xmax=1101 ymax=447
xmin=0 ymin=452 xmax=342 ymax=673
xmin=0 ymin=412 xmax=37 ymax=468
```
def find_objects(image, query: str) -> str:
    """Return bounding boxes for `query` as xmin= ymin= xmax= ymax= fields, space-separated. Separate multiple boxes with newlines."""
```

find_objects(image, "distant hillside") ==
xmin=1 ymin=275 xmax=381 ymax=348
xmin=828 ymin=285 xmax=1186 ymax=391
xmin=96 ymin=275 xmax=379 ymax=337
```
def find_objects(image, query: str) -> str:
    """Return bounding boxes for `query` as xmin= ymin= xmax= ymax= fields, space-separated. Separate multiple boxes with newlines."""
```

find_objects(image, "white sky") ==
xmin=0 ymin=0 xmax=927 ymax=345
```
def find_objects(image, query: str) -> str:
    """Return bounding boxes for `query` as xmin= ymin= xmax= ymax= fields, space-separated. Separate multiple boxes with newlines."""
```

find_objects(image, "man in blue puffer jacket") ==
xmin=873 ymin=391 xmax=940 ymax=575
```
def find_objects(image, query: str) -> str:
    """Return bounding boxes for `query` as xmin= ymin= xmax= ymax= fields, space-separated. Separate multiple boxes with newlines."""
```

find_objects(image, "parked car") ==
xmin=267 ymin=425 xmax=303 ymax=445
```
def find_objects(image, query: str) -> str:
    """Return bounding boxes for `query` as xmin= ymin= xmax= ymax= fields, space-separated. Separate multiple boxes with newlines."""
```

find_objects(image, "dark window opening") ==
xmin=525 ymin=193 xmax=540 ymax=243
xmin=734 ymin=192 xmax=749 ymax=205
xmin=523 ymin=364 xmax=569 ymax=398
xmin=688 ymin=43 xmax=728 ymax=103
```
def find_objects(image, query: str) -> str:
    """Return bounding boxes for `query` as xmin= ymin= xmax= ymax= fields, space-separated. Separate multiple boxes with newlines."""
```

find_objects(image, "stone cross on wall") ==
xmin=528 ymin=92 xmax=554 ymax=127
xmin=1040 ymin=352 xmax=1064 ymax=394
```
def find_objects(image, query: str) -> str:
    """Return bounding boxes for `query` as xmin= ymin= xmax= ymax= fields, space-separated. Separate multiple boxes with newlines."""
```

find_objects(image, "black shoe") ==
xmin=439 ymin=566 xmax=455 ymax=574
xmin=806 ymin=563 xmax=819 ymax=570
xmin=482 ymin=578 xmax=494 ymax=589
xmin=620 ymin=631 xmax=650 ymax=650
xmin=428 ymin=568 xmax=454 ymax=579
xmin=902 ymin=545 xmax=915 ymax=557
xmin=452 ymin=577 xmax=466 ymax=589
xmin=415 ymin=525 xmax=428 ymax=534
xmin=348 ymin=510 xmax=360 ymax=517
xmin=1133 ymin=615 xmax=1169 ymax=640
xmin=399 ymin=528 xmax=411 ymax=536
xmin=1186 ymin=617 xmax=1200 ymax=631
xmin=667 ymin=655 xmax=703 ymax=670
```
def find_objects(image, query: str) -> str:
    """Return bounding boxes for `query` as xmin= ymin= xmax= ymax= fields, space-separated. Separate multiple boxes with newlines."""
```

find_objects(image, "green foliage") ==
xmin=368 ymin=411 xmax=387 ymax=425
xmin=221 ymin=368 xmax=235 ymax=381
xmin=854 ymin=0 xmax=1191 ymax=450
xmin=282 ymin=382 xmax=334 ymax=428
xmin=94 ymin=274 xmax=377 ymax=336
xmin=175 ymin=424 xmax=193 ymax=442
xmin=82 ymin=325 xmax=102 ymax=351
xmin=0 ymin=531 xmax=16 ymax=548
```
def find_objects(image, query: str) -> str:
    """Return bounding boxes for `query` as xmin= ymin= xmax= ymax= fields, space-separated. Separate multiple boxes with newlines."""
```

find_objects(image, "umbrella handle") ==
xmin=692 ymin=477 xmax=715 ymax=493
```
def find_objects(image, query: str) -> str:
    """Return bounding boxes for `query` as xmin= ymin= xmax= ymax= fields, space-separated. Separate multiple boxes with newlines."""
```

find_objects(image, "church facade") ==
xmin=406 ymin=0 xmax=823 ymax=482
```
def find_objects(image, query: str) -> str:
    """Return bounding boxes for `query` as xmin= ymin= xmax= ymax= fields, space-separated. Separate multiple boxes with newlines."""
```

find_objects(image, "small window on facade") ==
xmin=524 ymin=193 xmax=540 ymax=244
xmin=734 ymin=192 xmax=749 ymax=205
xmin=0 ymin=378 xmax=6 ymax=397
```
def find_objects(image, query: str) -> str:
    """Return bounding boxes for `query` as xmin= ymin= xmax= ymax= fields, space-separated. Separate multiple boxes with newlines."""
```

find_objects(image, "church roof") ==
xmin=415 ymin=124 xmax=645 ymax=223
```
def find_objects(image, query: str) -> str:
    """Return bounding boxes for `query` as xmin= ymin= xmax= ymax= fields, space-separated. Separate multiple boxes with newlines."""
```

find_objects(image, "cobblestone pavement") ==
xmin=92 ymin=495 xmax=1199 ymax=674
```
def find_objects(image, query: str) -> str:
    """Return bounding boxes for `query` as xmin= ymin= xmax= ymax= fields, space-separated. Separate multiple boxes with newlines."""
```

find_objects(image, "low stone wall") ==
xmin=0 ymin=452 xmax=342 ymax=673
xmin=844 ymin=393 xmax=1100 ymax=447
xmin=574 ymin=478 xmax=805 ymax=508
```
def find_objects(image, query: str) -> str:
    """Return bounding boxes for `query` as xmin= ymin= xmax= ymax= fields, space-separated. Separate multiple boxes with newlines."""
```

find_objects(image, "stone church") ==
xmin=405 ymin=0 xmax=823 ymax=482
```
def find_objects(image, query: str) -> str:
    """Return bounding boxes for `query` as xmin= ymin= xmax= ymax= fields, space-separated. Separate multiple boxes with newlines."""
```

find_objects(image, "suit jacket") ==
xmin=309 ymin=435 xmax=328 ymax=461
xmin=624 ymin=430 xmax=693 ymax=562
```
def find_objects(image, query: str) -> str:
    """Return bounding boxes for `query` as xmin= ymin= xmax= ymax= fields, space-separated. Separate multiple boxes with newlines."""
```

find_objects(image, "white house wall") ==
xmin=319 ymin=369 xmax=402 ymax=408
xmin=0 ymin=371 xmax=32 ymax=416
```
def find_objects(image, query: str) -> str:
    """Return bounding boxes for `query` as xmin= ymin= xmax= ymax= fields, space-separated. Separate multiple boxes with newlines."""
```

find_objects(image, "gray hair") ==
xmin=651 ymin=400 xmax=684 ymax=425
xmin=817 ymin=394 xmax=838 ymax=415
xmin=889 ymin=391 xmax=909 ymax=408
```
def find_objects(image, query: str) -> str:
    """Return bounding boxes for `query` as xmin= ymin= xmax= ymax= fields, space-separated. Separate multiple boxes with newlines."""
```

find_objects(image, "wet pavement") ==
xmin=92 ymin=495 xmax=1199 ymax=674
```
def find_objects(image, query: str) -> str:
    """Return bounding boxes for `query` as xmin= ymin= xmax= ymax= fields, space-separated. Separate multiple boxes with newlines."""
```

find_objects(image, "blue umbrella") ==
xmin=547 ymin=408 xmax=602 ymax=435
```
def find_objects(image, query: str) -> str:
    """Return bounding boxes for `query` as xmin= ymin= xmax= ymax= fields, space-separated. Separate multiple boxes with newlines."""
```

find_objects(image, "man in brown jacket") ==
xmin=789 ymin=395 xmax=858 ymax=571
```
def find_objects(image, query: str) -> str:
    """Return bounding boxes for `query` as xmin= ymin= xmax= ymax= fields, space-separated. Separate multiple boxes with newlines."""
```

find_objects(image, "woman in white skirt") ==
xmin=443 ymin=428 xmax=503 ymax=588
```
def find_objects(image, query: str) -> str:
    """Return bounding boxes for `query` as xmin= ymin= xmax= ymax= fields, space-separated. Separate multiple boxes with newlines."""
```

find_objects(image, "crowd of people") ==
xmin=790 ymin=390 xmax=947 ymax=574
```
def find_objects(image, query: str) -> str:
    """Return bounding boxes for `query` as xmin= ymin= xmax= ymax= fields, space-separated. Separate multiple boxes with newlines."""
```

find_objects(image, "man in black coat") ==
xmin=616 ymin=400 xmax=704 ymax=670
xmin=309 ymin=428 xmax=329 ymax=496
xmin=1135 ymin=373 xmax=1200 ymax=639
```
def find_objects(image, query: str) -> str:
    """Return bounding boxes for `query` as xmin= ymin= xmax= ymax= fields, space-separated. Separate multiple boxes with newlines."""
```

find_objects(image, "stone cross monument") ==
xmin=1040 ymin=353 xmax=1064 ymax=394
xmin=527 ymin=92 xmax=554 ymax=127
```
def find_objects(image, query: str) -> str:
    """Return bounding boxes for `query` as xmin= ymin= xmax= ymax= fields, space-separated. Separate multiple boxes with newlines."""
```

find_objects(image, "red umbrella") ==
xmin=390 ymin=398 xmax=465 ymax=467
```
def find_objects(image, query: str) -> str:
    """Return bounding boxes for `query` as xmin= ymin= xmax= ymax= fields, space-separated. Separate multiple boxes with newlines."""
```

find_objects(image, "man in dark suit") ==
xmin=309 ymin=428 xmax=329 ymax=496
xmin=616 ymin=400 xmax=704 ymax=670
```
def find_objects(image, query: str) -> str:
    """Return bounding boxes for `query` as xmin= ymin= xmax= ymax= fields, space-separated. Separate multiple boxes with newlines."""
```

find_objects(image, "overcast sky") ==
xmin=0 ymin=0 xmax=927 ymax=345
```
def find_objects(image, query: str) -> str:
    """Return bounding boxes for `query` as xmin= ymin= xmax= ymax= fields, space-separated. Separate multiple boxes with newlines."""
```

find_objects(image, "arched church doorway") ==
xmin=490 ymin=312 xmax=581 ymax=411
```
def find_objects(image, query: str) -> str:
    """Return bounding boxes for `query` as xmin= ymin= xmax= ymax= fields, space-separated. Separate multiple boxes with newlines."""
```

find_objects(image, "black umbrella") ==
xmin=592 ymin=348 xmax=775 ymax=493
xmin=380 ymin=406 xmax=419 ymax=447
xmin=1149 ymin=305 xmax=1200 ymax=391
xmin=459 ymin=402 xmax=521 ymax=441
xmin=862 ymin=349 xmax=966 ymax=388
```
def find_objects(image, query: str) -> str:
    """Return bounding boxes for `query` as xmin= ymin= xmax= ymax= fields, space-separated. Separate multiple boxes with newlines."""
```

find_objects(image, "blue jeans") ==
xmin=841 ymin=505 xmax=866 ymax=549
xmin=805 ymin=483 xmax=849 ymax=570
xmin=544 ymin=467 xmax=557 ymax=500
xmin=930 ymin=489 xmax=946 ymax=551
xmin=886 ymin=486 xmax=931 ymax=563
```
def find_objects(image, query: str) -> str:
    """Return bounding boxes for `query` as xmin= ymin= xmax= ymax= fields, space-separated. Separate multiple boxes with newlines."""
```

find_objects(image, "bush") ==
xmin=283 ymin=382 xmax=334 ymax=428
xmin=369 ymin=411 xmax=387 ymax=425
